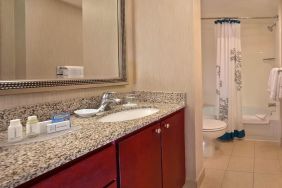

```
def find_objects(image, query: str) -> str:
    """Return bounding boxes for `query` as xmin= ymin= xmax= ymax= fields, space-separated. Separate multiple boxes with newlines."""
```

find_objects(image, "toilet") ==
xmin=203 ymin=118 xmax=227 ymax=157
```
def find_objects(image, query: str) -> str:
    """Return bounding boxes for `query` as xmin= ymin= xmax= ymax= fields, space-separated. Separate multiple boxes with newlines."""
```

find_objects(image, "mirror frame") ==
xmin=0 ymin=0 xmax=127 ymax=93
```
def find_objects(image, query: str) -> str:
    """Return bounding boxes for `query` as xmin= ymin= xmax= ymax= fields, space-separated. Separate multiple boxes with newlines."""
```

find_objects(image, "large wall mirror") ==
xmin=0 ymin=0 xmax=126 ymax=91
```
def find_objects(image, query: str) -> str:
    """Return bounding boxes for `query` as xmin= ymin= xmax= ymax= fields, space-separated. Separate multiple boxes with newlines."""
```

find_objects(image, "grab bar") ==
xmin=268 ymin=103 xmax=276 ymax=107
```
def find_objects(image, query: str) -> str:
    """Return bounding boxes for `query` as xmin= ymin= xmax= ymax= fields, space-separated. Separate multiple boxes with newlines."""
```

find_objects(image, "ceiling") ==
xmin=201 ymin=0 xmax=279 ymax=18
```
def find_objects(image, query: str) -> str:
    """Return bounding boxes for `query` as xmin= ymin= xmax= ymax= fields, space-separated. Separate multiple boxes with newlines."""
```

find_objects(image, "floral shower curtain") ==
xmin=215 ymin=19 xmax=245 ymax=140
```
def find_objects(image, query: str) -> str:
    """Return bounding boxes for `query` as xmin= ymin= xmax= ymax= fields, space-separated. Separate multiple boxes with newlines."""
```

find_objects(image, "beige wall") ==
xmin=242 ymin=21 xmax=277 ymax=108
xmin=202 ymin=20 xmax=277 ymax=109
xmin=0 ymin=0 xmax=16 ymax=80
xmin=279 ymin=0 xmax=282 ymax=68
xmin=25 ymin=0 xmax=83 ymax=79
xmin=83 ymin=0 xmax=119 ymax=79
xmin=15 ymin=0 xmax=26 ymax=79
xmin=201 ymin=21 xmax=216 ymax=106
xmin=0 ymin=0 xmax=135 ymax=110
xmin=133 ymin=0 xmax=203 ymax=186
xmin=1 ymin=0 xmax=27 ymax=80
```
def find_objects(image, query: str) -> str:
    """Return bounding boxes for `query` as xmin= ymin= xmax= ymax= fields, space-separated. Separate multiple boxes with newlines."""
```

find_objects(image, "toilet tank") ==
xmin=203 ymin=105 xmax=216 ymax=119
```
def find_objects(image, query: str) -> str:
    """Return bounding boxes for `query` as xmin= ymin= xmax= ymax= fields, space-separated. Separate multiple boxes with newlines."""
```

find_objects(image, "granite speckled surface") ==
xmin=0 ymin=91 xmax=185 ymax=132
xmin=0 ymin=92 xmax=185 ymax=188
xmin=0 ymin=96 xmax=101 ymax=132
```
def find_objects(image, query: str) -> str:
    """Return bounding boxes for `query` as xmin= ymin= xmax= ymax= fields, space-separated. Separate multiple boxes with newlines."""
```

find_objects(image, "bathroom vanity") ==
xmin=0 ymin=92 xmax=186 ymax=188
xmin=17 ymin=109 xmax=185 ymax=188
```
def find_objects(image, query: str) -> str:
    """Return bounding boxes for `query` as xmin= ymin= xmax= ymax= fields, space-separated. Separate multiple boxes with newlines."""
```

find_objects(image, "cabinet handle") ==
xmin=155 ymin=128 xmax=162 ymax=134
xmin=164 ymin=123 xmax=170 ymax=129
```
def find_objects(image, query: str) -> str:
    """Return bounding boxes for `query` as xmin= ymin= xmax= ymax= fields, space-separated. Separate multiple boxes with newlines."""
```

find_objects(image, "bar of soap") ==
xmin=47 ymin=120 xmax=71 ymax=133
xmin=47 ymin=123 xmax=56 ymax=134
xmin=55 ymin=121 xmax=71 ymax=132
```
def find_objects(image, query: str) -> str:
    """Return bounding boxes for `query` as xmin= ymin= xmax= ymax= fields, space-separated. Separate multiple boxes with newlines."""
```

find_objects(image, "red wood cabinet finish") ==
xmin=118 ymin=123 xmax=163 ymax=188
xmin=118 ymin=109 xmax=185 ymax=188
xmin=161 ymin=110 xmax=186 ymax=188
xmin=30 ymin=145 xmax=117 ymax=188
xmin=105 ymin=181 xmax=117 ymax=188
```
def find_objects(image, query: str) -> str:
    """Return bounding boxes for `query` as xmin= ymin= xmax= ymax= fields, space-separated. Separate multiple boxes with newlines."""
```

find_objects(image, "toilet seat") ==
xmin=203 ymin=119 xmax=227 ymax=132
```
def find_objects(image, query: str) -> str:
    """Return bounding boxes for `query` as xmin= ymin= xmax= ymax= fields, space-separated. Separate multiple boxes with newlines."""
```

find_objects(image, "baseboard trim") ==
xmin=183 ymin=168 xmax=205 ymax=188
xmin=197 ymin=168 xmax=205 ymax=187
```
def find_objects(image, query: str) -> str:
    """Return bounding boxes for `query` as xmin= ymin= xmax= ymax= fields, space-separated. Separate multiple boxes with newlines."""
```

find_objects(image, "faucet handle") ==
xmin=105 ymin=91 xmax=116 ymax=94
xmin=102 ymin=91 xmax=116 ymax=99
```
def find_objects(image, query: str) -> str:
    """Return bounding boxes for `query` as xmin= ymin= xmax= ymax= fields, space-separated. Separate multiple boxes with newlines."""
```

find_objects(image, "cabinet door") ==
xmin=30 ymin=145 xmax=117 ymax=188
xmin=161 ymin=110 xmax=186 ymax=188
xmin=105 ymin=180 xmax=117 ymax=188
xmin=119 ymin=123 xmax=162 ymax=188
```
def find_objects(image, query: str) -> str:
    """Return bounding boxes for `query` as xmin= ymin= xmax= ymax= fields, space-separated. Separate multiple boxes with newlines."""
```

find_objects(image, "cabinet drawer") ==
xmin=30 ymin=145 xmax=117 ymax=188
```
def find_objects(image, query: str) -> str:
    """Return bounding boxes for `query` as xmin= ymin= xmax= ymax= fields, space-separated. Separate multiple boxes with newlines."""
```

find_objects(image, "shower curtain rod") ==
xmin=201 ymin=15 xmax=278 ymax=20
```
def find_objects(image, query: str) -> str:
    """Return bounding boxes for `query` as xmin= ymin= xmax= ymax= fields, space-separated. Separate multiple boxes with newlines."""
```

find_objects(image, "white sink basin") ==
xmin=98 ymin=108 xmax=159 ymax=123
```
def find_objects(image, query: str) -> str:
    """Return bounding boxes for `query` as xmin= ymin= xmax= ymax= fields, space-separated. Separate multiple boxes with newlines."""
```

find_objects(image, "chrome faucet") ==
xmin=97 ymin=92 xmax=121 ymax=112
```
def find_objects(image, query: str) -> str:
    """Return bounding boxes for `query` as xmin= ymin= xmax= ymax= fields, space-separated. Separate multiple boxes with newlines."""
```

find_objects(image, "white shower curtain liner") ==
xmin=215 ymin=19 xmax=245 ymax=140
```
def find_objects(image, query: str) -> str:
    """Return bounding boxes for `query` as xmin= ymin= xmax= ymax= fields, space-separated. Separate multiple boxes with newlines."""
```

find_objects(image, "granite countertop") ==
xmin=0 ymin=101 xmax=185 ymax=188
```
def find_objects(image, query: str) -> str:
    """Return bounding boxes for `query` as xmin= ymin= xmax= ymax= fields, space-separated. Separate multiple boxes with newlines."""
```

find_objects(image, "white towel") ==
xmin=255 ymin=114 xmax=267 ymax=120
xmin=277 ymin=73 xmax=282 ymax=99
xmin=242 ymin=115 xmax=270 ymax=125
xmin=268 ymin=68 xmax=280 ymax=101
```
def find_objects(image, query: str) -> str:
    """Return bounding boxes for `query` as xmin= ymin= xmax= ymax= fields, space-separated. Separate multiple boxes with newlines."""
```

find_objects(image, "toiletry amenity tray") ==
xmin=0 ymin=126 xmax=81 ymax=148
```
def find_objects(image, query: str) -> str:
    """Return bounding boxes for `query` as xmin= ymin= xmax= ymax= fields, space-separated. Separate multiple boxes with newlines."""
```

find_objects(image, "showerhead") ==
xmin=267 ymin=23 xmax=276 ymax=32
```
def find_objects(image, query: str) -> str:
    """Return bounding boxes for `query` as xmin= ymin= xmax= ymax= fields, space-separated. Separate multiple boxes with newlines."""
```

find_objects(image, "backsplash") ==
xmin=133 ymin=91 xmax=186 ymax=104
xmin=0 ymin=96 xmax=101 ymax=131
xmin=0 ymin=91 xmax=185 ymax=131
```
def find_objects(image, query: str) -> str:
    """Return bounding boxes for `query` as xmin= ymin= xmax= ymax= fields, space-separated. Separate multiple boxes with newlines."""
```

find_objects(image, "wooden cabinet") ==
xmin=118 ymin=123 xmax=163 ymax=188
xmin=161 ymin=110 xmax=185 ymax=188
xmin=118 ymin=109 xmax=185 ymax=188
xmin=24 ymin=145 xmax=117 ymax=188
xmin=105 ymin=181 xmax=117 ymax=188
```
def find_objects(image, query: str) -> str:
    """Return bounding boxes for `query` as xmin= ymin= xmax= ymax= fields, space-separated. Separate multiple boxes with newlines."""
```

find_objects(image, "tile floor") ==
xmin=201 ymin=139 xmax=282 ymax=188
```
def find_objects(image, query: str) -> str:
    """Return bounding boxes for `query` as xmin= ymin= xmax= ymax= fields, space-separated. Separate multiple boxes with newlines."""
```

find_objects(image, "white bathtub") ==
xmin=203 ymin=106 xmax=281 ymax=141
